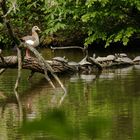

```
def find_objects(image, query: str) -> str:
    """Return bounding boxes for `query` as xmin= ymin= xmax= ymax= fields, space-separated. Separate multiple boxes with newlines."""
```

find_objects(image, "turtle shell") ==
xmin=95 ymin=57 xmax=107 ymax=62
xmin=116 ymin=57 xmax=133 ymax=64
xmin=133 ymin=56 xmax=140 ymax=62
xmin=119 ymin=53 xmax=127 ymax=57
xmin=106 ymin=55 xmax=115 ymax=61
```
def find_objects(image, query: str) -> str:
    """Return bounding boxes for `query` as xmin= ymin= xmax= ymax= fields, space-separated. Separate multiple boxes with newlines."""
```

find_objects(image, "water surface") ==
xmin=0 ymin=49 xmax=140 ymax=140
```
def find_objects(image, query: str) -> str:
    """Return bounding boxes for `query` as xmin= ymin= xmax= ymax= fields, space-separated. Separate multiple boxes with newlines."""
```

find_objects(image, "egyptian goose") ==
xmin=21 ymin=26 xmax=40 ymax=57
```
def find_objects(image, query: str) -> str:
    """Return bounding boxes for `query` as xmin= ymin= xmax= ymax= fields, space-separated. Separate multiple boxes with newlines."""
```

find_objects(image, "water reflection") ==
xmin=70 ymin=73 xmax=97 ymax=83
xmin=0 ymin=103 xmax=22 ymax=140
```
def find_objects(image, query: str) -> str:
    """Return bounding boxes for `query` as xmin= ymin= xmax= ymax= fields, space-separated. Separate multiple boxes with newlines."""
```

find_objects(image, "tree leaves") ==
xmin=0 ymin=0 xmax=140 ymax=48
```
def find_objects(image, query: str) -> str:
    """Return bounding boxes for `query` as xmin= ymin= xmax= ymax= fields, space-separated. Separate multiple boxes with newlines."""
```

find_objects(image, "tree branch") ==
xmin=14 ymin=47 xmax=22 ymax=95
xmin=26 ymin=45 xmax=67 ymax=92
xmin=1 ymin=0 xmax=20 ymax=45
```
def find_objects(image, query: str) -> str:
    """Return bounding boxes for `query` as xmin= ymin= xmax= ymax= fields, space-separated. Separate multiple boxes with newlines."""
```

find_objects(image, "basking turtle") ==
xmin=95 ymin=57 xmax=109 ymax=67
xmin=95 ymin=57 xmax=107 ymax=63
xmin=122 ymin=57 xmax=133 ymax=64
xmin=52 ymin=56 xmax=68 ymax=63
xmin=133 ymin=56 xmax=140 ymax=65
xmin=115 ymin=56 xmax=133 ymax=65
xmin=106 ymin=55 xmax=116 ymax=61
xmin=119 ymin=53 xmax=127 ymax=58
xmin=88 ymin=56 xmax=102 ymax=70
xmin=103 ymin=54 xmax=116 ymax=66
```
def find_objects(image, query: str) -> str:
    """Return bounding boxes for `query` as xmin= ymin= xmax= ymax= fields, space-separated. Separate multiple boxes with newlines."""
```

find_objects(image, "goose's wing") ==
xmin=21 ymin=35 xmax=36 ymax=41
xmin=21 ymin=36 xmax=36 ymax=45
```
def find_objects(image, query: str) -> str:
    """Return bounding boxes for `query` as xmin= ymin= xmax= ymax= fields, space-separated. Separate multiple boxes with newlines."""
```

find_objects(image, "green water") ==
xmin=0 ymin=49 xmax=140 ymax=140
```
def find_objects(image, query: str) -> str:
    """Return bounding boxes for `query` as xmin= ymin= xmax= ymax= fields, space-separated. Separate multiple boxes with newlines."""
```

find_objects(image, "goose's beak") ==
xmin=38 ymin=28 xmax=41 ymax=32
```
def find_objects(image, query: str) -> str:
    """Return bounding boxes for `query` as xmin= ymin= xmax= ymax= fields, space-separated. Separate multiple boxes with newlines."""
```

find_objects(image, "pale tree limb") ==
xmin=0 ymin=68 xmax=6 ymax=75
xmin=27 ymin=45 xmax=67 ymax=93
xmin=26 ymin=46 xmax=55 ymax=89
xmin=14 ymin=47 xmax=22 ymax=97
xmin=14 ymin=47 xmax=23 ymax=123
xmin=58 ymin=92 xmax=67 ymax=107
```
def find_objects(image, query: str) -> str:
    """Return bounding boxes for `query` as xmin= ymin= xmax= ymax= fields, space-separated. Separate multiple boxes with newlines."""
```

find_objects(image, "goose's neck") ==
xmin=32 ymin=30 xmax=38 ymax=38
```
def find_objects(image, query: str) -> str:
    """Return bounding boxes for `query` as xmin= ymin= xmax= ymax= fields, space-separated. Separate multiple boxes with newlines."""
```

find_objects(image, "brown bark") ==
xmin=0 ymin=56 xmax=76 ymax=74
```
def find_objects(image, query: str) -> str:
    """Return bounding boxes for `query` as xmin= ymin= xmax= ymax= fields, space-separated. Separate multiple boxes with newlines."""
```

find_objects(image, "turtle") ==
xmin=106 ymin=55 xmax=116 ymax=61
xmin=52 ymin=56 xmax=68 ymax=63
xmin=103 ymin=54 xmax=116 ymax=66
xmin=122 ymin=57 xmax=133 ymax=64
xmin=95 ymin=56 xmax=107 ymax=63
xmin=133 ymin=56 xmax=140 ymax=65
xmin=119 ymin=53 xmax=127 ymax=58
xmin=115 ymin=56 xmax=133 ymax=64
xmin=95 ymin=56 xmax=109 ymax=67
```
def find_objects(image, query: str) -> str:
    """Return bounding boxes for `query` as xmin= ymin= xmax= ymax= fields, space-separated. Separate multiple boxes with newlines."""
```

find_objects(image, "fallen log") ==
xmin=0 ymin=55 xmax=76 ymax=74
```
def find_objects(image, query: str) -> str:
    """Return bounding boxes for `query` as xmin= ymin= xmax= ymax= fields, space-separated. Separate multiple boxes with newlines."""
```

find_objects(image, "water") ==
xmin=0 ymin=49 xmax=140 ymax=140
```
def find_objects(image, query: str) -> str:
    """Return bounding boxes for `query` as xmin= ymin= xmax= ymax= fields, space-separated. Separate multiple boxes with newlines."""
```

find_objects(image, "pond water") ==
xmin=0 ymin=49 xmax=140 ymax=140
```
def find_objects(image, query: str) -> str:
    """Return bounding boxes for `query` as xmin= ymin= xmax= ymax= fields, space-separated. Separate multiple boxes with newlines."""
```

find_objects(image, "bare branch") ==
xmin=26 ymin=45 xmax=67 ymax=92
xmin=14 ymin=47 xmax=22 ymax=96
xmin=0 ymin=68 xmax=6 ymax=75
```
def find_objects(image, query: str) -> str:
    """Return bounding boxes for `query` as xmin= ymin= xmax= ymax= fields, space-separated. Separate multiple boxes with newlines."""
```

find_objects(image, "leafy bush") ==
xmin=0 ymin=0 xmax=140 ymax=48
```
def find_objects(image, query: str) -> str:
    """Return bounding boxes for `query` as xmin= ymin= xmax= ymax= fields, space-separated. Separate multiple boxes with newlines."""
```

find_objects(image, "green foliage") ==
xmin=21 ymin=109 xmax=111 ymax=140
xmin=81 ymin=0 xmax=140 ymax=46
xmin=0 ymin=0 xmax=140 ymax=47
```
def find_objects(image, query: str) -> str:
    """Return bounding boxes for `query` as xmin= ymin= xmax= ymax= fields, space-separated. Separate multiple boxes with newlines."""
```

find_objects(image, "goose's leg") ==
xmin=26 ymin=48 xmax=30 ymax=57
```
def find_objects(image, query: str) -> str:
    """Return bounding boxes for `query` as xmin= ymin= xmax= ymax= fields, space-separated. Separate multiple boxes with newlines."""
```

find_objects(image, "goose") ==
xmin=21 ymin=26 xmax=40 ymax=57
